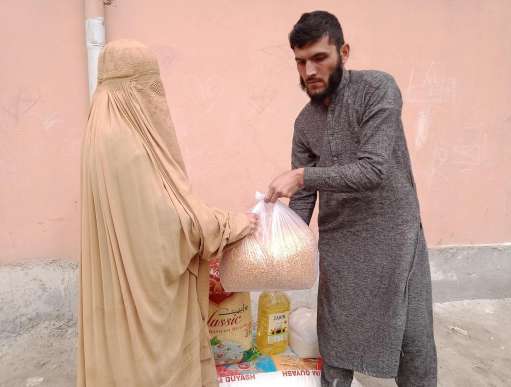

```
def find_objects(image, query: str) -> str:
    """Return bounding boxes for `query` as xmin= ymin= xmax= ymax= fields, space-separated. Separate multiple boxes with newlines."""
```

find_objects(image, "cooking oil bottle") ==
xmin=256 ymin=291 xmax=290 ymax=355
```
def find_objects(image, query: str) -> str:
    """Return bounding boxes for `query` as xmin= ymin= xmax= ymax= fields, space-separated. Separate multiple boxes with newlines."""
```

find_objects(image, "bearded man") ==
xmin=265 ymin=11 xmax=437 ymax=387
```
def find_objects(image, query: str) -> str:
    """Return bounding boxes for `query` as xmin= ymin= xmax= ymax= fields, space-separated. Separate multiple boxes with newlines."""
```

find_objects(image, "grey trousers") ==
xmin=321 ymin=345 xmax=437 ymax=387
xmin=321 ymin=351 xmax=437 ymax=387
xmin=321 ymin=237 xmax=437 ymax=387
xmin=321 ymin=366 xmax=354 ymax=387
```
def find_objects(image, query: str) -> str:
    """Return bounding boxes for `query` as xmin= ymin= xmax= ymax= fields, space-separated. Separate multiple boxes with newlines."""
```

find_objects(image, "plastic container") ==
xmin=256 ymin=291 xmax=290 ymax=355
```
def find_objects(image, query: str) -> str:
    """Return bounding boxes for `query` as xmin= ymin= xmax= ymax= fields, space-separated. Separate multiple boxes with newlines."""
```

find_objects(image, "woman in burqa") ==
xmin=77 ymin=40 xmax=256 ymax=387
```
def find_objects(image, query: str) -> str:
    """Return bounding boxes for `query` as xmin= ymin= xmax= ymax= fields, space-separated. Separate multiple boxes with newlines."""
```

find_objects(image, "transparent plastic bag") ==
xmin=220 ymin=192 xmax=318 ymax=291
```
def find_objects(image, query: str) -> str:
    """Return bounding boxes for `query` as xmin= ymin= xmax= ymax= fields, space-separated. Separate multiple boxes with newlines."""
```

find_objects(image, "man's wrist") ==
xmin=295 ymin=168 xmax=305 ymax=188
xmin=302 ymin=166 xmax=322 ymax=190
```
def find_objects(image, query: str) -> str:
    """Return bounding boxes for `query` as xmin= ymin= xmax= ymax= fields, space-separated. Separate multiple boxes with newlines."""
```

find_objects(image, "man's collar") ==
xmin=323 ymin=69 xmax=349 ymax=108
xmin=336 ymin=68 xmax=350 ymax=95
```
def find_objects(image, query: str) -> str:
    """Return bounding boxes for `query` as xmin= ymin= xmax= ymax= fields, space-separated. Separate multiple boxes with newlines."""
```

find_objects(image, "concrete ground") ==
xmin=0 ymin=321 xmax=76 ymax=387
xmin=1 ymin=299 xmax=510 ymax=387
xmin=356 ymin=299 xmax=511 ymax=387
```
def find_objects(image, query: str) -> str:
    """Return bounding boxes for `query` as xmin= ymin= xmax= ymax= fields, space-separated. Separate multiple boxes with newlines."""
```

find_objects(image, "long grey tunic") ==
xmin=289 ymin=70 xmax=435 ymax=378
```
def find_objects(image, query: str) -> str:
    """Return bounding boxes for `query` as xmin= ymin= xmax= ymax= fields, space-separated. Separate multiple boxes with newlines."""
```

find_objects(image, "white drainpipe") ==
xmin=85 ymin=0 xmax=105 ymax=99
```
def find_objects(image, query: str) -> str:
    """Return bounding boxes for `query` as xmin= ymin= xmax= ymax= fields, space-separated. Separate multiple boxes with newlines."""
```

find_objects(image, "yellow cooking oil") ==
xmin=256 ymin=291 xmax=290 ymax=355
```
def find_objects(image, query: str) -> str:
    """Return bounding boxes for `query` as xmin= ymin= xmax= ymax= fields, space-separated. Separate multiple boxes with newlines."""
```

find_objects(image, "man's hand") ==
xmin=265 ymin=168 xmax=305 ymax=203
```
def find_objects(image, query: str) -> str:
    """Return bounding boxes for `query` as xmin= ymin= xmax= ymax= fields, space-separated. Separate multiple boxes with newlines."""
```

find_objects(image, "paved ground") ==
xmin=1 ymin=299 xmax=510 ymax=387
xmin=356 ymin=299 xmax=511 ymax=387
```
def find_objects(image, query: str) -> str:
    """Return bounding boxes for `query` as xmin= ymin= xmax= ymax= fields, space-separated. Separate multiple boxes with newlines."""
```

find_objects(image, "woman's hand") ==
xmin=245 ymin=212 xmax=259 ymax=234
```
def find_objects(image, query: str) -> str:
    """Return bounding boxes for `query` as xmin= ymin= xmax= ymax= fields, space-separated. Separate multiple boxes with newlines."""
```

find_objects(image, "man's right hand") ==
xmin=265 ymin=168 xmax=305 ymax=203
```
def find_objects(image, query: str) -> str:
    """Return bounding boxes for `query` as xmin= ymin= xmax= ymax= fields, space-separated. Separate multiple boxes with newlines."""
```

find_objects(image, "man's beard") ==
xmin=300 ymin=60 xmax=343 ymax=106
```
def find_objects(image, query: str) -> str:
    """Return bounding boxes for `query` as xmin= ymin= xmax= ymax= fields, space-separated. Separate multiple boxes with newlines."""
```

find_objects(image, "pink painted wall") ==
xmin=0 ymin=1 xmax=88 ymax=263
xmin=105 ymin=0 xmax=511 ymax=246
xmin=1 ymin=1 xmax=510 ymax=263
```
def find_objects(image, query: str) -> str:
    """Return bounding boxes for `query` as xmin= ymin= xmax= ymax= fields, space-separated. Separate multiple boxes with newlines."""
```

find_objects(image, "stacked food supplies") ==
xmin=208 ymin=194 xmax=323 ymax=386
xmin=216 ymin=355 xmax=322 ymax=387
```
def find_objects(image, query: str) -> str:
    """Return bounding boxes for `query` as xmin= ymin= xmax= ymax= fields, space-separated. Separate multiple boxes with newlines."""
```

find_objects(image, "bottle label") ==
xmin=267 ymin=311 xmax=289 ymax=344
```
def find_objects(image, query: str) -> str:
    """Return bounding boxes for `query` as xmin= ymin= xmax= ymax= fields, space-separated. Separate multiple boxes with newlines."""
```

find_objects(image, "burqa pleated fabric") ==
xmin=77 ymin=40 xmax=251 ymax=387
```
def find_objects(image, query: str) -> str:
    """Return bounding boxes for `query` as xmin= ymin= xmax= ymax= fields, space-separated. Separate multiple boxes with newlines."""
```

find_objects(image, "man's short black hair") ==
xmin=289 ymin=10 xmax=344 ymax=50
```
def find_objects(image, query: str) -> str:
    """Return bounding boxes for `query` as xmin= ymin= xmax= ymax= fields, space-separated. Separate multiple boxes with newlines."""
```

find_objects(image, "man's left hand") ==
xmin=265 ymin=168 xmax=305 ymax=203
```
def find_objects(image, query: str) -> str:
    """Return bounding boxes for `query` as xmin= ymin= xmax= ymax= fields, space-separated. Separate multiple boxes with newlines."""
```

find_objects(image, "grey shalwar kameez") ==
xmin=289 ymin=70 xmax=437 ymax=386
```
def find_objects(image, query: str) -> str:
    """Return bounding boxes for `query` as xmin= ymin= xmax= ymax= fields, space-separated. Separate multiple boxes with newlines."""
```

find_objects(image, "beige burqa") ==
xmin=77 ymin=40 xmax=251 ymax=387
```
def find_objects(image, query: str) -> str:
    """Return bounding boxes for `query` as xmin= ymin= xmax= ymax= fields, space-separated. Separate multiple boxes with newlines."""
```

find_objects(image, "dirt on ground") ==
xmin=356 ymin=298 xmax=511 ymax=387
xmin=1 ymin=299 xmax=510 ymax=387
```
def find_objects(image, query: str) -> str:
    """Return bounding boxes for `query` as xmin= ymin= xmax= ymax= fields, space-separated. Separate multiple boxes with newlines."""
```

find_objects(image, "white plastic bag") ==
xmin=218 ymin=373 xmax=364 ymax=387
xmin=218 ymin=372 xmax=367 ymax=387
xmin=289 ymin=307 xmax=320 ymax=358
xmin=220 ymin=192 xmax=318 ymax=291
xmin=218 ymin=371 xmax=321 ymax=387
